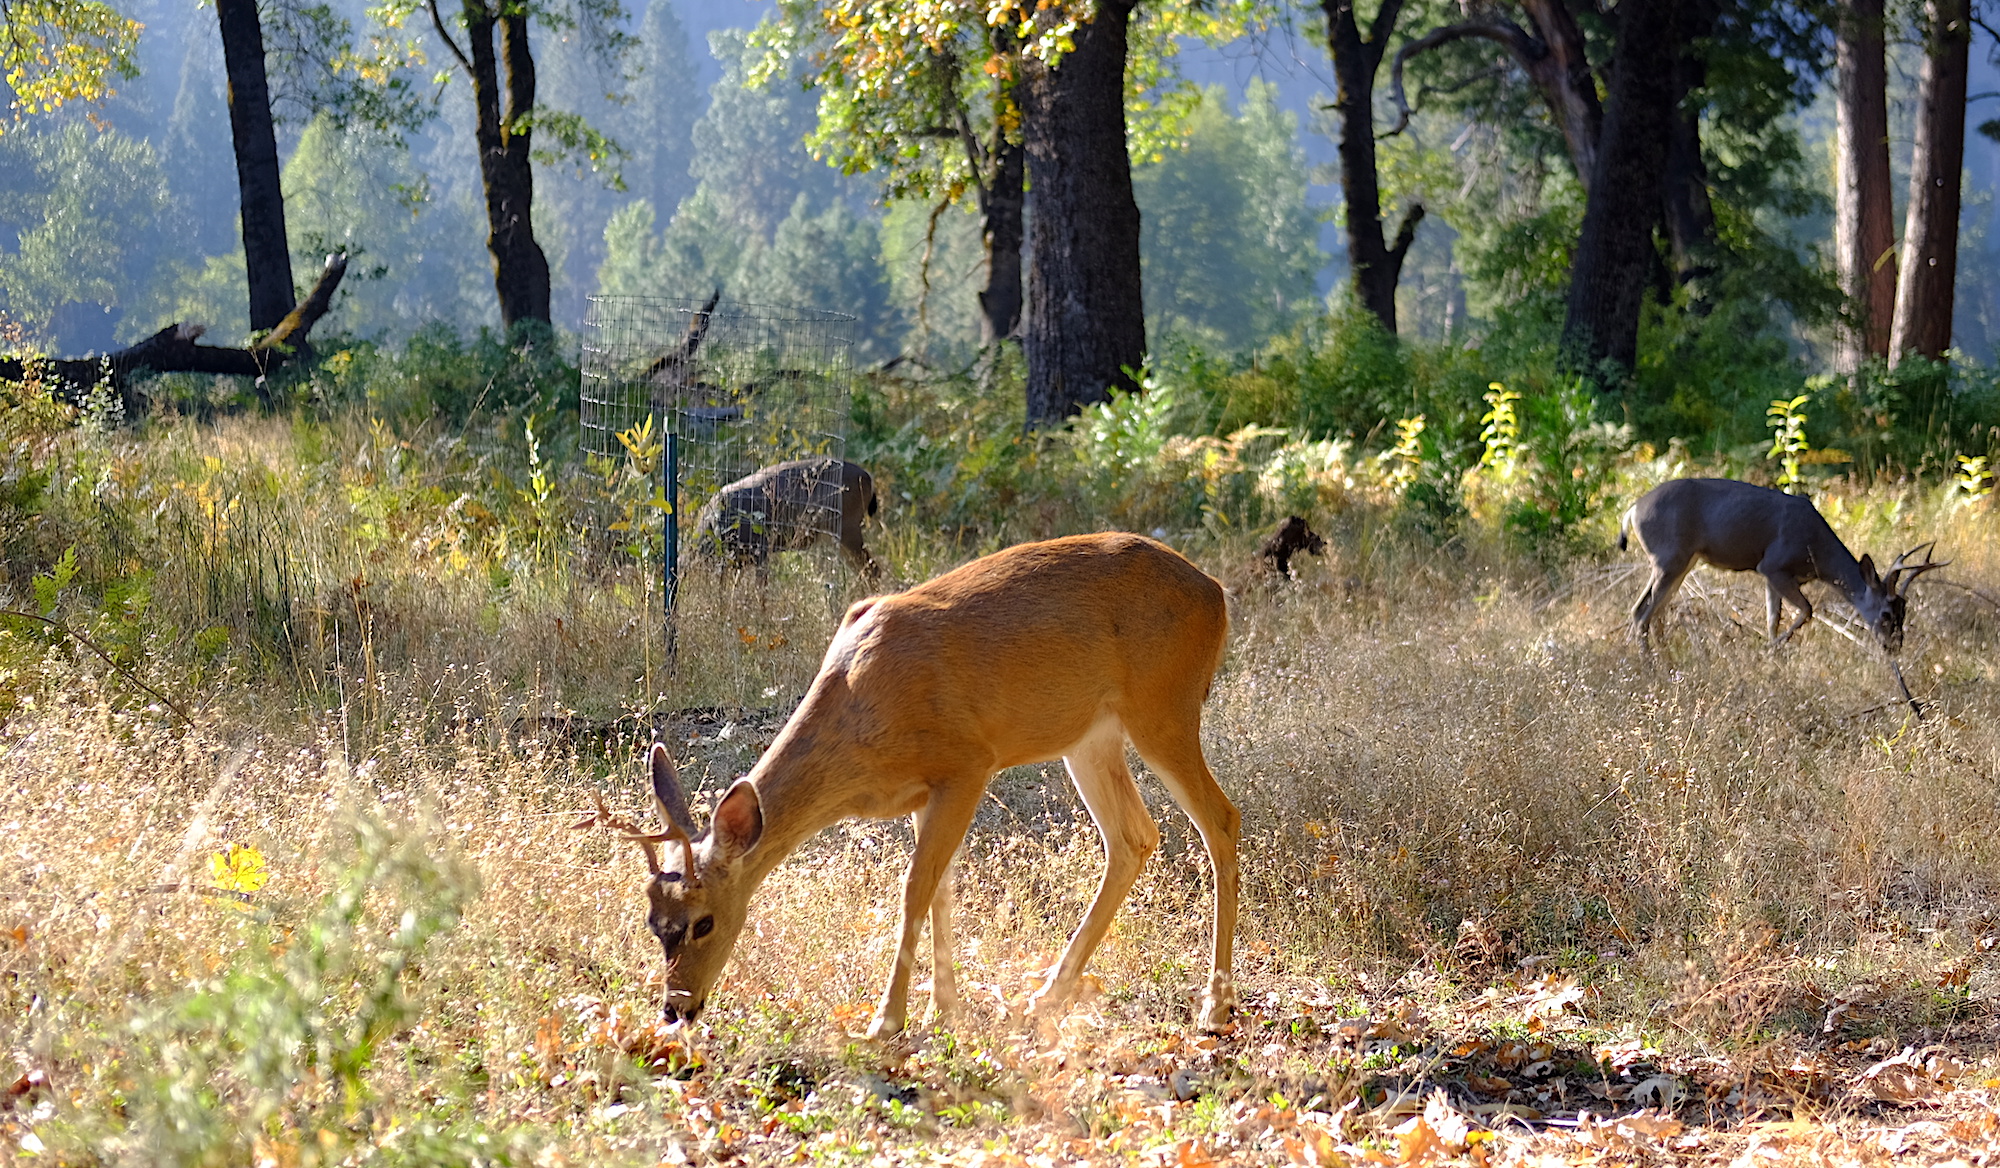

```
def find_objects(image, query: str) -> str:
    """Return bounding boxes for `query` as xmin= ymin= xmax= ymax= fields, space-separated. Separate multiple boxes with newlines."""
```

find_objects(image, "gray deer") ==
xmin=690 ymin=457 xmax=881 ymax=578
xmin=1621 ymin=478 xmax=1945 ymax=652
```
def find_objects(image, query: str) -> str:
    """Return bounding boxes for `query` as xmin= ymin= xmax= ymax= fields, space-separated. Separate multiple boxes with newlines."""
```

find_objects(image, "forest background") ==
xmin=7 ymin=0 xmax=2000 ymax=1165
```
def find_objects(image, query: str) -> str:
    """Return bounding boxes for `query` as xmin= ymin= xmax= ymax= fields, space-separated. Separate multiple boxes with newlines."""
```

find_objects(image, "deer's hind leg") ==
xmin=1026 ymin=719 xmax=1159 ymax=1032
xmin=927 ymin=831 xmax=960 ymax=1020
xmin=1127 ymin=714 xmax=1240 ymax=1032
xmin=1631 ymin=557 xmax=1694 ymax=652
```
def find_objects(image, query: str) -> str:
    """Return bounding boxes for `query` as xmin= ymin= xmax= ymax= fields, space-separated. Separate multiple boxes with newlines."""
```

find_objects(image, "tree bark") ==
xmin=1890 ymin=0 xmax=1969 ymax=363
xmin=215 ymin=0 xmax=296 ymax=337
xmin=1322 ymin=0 xmax=1419 ymax=334
xmin=464 ymin=0 xmax=551 ymax=328
xmin=0 ymin=255 xmax=349 ymax=412
xmin=976 ymin=130 xmax=1026 ymax=345
xmin=1661 ymin=0 xmax=1719 ymax=305
xmin=1019 ymin=0 xmax=1145 ymax=427
xmin=1834 ymin=0 xmax=1896 ymax=369
xmin=1560 ymin=0 xmax=1685 ymax=378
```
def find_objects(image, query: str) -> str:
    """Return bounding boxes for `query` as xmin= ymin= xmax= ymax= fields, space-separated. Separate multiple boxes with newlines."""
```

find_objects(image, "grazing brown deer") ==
xmin=1621 ymin=478 xmax=1946 ymax=651
xmin=690 ymin=457 xmax=881 ymax=578
xmin=580 ymin=533 xmax=1240 ymax=1037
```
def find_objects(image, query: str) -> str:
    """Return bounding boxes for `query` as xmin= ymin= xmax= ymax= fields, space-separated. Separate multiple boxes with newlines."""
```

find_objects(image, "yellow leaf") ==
xmin=209 ymin=843 xmax=269 ymax=894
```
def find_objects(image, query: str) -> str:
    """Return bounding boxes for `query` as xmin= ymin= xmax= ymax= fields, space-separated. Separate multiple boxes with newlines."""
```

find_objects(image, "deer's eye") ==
xmin=692 ymin=916 xmax=715 ymax=940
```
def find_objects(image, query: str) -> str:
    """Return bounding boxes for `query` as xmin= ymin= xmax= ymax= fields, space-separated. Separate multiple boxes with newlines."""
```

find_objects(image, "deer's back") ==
xmin=815 ymin=533 xmax=1227 ymax=769
xmin=1631 ymin=478 xmax=1825 ymax=573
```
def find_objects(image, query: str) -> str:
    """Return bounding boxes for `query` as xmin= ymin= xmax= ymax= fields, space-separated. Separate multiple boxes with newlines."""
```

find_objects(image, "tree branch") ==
xmin=427 ymin=0 xmax=473 ymax=76
xmin=1363 ymin=0 xmax=1409 ymax=74
xmin=1383 ymin=18 xmax=1541 ymax=138
xmin=0 ymin=254 xmax=349 ymax=409
xmin=1389 ymin=203 xmax=1426 ymax=262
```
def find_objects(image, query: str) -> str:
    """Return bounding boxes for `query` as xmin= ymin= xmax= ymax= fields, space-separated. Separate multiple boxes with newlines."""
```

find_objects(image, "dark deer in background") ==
xmin=690 ymin=457 xmax=881 ymax=578
xmin=1621 ymin=478 xmax=1946 ymax=655
xmin=1256 ymin=516 xmax=1326 ymax=580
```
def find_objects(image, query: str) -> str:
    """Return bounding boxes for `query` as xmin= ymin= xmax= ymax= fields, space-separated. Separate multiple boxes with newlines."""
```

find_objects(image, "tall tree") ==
xmin=1019 ymin=0 xmax=1147 ymax=425
xmin=1320 ymin=0 xmax=1422 ymax=334
xmin=427 ymin=0 xmax=552 ymax=327
xmin=1834 ymin=0 xmax=1895 ymax=369
xmin=1661 ymin=0 xmax=1719 ymax=303
xmin=1890 ymin=0 xmax=1969 ymax=362
xmin=1559 ymin=0 xmax=1687 ymax=377
xmin=215 ymin=0 xmax=296 ymax=336
xmin=624 ymin=0 xmax=700 ymax=223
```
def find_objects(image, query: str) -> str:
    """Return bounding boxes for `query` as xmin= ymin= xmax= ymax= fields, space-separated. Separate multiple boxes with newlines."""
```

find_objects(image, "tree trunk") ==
xmin=1661 ymin=0 xmax=1719 ymax=305
xmin=977 ymin=129 xmax=1026 ymax=345
xmin=1019 ymin=0 xmax=1145 ymax=427
xmin=466 ymin=0 xmax=551 ymax=328
xmin=215 ymin=0 xmax=295 ymax=337
xmin=1890 ymin=0 xmax=1969 ymax=363
xmin=1322 ymin=0 xmax=1418 ymax=334
xmin=1560 ymin=0 xmax=1685 ymax=378
xmin=1835 ymin=0 xmax=1896 ymax=369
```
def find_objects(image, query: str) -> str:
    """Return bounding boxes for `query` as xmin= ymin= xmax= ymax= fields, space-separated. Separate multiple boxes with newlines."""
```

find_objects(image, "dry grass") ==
xmin=2 ymin=412 xmax=1999 ymax=1164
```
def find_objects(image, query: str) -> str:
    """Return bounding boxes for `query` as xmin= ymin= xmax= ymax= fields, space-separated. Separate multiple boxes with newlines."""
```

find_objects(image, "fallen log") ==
xmin=0 ymin=253 xmax=349 ymax=412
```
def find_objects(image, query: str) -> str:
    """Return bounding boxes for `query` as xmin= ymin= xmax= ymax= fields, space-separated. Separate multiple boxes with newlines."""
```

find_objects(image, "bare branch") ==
xmin=426 ymin=0 xmax=473 ymax=76
xmin=1382 ymin=18 xmax=1539 ymax=139
xmin=0 ymin=609 xmax=194 ymax=726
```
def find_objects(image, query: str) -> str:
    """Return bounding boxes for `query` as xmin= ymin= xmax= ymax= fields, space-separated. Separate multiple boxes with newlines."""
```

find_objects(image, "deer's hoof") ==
xmin=1197 ymin=989 xmax=1237 ymax=1034
xmin=864 ymin=1012 xmax=905 ymax=1042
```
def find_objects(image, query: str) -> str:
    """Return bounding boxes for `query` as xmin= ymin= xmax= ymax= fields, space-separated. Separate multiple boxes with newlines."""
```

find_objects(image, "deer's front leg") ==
xmin=868 ymin=783 xmax=982 ymax=1040
xmin=1763 ymin=570 xmax=1814 ymax=646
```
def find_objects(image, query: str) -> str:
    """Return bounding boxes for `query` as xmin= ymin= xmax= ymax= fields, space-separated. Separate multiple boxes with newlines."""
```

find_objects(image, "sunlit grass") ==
xmin=0 ymin=396 xmax=1997 ymax=1163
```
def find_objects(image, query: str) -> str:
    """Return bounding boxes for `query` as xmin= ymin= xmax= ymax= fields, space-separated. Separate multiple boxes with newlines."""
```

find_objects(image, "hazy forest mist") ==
xmin=13 ymin=0 xmax=2000 ymax=368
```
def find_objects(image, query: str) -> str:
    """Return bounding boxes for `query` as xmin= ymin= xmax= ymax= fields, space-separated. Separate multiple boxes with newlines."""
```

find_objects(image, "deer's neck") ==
xmin=738 ymin=708 xmax=864 ymax=887
xmin=1808 ymin=516 xmax=1872 ymax=602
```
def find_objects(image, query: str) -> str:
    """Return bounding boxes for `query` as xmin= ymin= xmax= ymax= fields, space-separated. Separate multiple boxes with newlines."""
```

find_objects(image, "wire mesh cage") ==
xmin=580 ymin=295 xmax=856 ymax=565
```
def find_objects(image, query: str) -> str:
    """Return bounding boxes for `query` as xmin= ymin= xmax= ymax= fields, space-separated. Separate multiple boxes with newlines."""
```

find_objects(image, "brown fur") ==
xmin=623 ymin=533 xmax=1240 ymax=1037
xmin=690 ymin=457 xmax=880 ymax=578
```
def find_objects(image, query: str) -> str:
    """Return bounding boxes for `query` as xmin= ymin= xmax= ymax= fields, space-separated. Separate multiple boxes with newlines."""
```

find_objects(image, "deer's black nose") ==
xmin=662 ymin=1002 xmax=701 ymax=1024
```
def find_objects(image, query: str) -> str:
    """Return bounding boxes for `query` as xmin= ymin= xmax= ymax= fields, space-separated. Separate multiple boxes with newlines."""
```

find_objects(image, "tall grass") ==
xmin=1 ymin=336 xmax=1997 ymax=1162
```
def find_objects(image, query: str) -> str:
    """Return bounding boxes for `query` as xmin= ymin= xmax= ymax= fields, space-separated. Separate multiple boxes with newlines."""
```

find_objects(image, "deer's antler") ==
xmin=1884 ymin=541 xmax=1950 ymax=597
xmin=573 ymin=790 xmax=690 ymax=878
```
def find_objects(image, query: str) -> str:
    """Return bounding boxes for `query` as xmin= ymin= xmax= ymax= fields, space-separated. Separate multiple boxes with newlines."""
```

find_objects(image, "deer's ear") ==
xmin=650 ymin=742 xmax=695 ymax=835
xmin=1859 ymin=554 xmax=1879 ymax=586
xmin=711 ymin=780 xmax=765 ymax=857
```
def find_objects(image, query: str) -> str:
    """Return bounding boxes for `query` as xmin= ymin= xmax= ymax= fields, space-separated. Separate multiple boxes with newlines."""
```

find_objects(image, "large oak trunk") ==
xmin=467 ymin=0 xmax=552 ymax=328
xmin=1560 ymin=0 xmax=1685 ymax=377
xmin=1835 ymin=0 xmax=1896 ymax=368
xmin=1890 ymin=0 xmax=1969 ymax=363
xmin=215 ymin=0 xmax=295 ymax=337
xmin=1322 ymin=0 xmax=1418 ymax=334
xmin=1019 ymin=0 xmax=1145 ymax=427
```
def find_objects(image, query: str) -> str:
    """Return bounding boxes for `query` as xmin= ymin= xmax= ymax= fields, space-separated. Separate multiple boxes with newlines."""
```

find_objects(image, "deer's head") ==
xmin=578 ymin=742 xmax=765 ymax=1022
xmin=1856 ymin=543 xmax=1948 ymax=654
